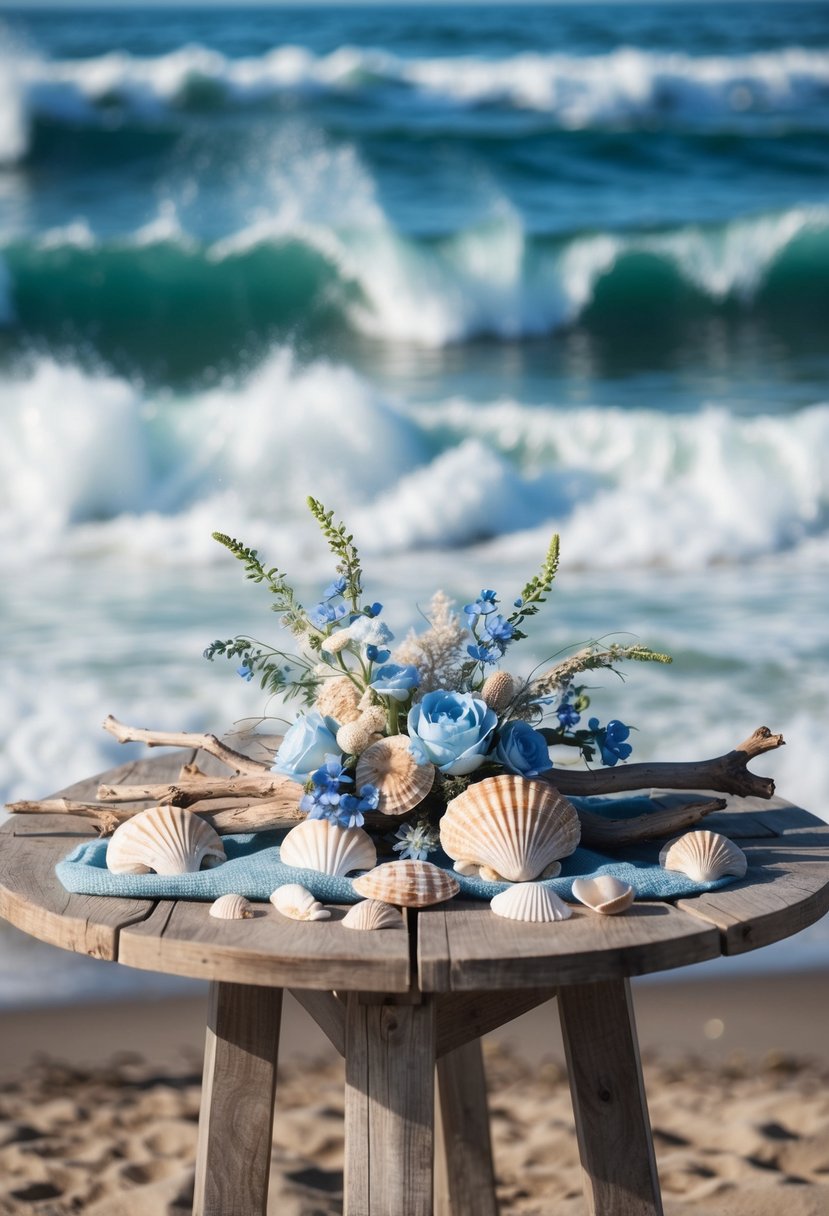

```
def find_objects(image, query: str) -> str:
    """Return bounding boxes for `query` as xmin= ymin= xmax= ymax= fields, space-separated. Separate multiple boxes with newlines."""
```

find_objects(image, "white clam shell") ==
xmin=270 ymin=884 xmax=330 ymax=921
xmin=341 ymin=900 xmax=404 ymax=931
xmin=441 ymin=775 xmax=580 ymax=883
xmin=659 ymin=830 xmax=748 ymax=883
xmin=209 ymin=893 xmax=254 ymax=920
xmin=280 ymin=819 xmax=376 ymax=877
xmin=352 ymin=860 xmax=459 ymax=908
xmin=571 ymin=876 xmax=635 ymax=916
xmin=355 ymin=735 xmax=435 ymax=817
xmin=490 ymin=882 xmax=572 ymax=923
xmin=106 ymin=805 xmax=226 ymax=875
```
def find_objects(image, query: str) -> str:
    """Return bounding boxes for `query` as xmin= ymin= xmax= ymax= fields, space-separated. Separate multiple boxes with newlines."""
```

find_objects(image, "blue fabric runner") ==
xmin=55 ymin=795 xmax=740 ymax=904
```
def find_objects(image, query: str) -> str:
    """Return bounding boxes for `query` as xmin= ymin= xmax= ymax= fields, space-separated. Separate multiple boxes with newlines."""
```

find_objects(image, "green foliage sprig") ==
xmin=211 ymin=532 xmax=308 ymax=635
xmin=306 ymin=497 xmax=364 ymax=611
xmin=508 ymin=533 xmax=560 ymax=640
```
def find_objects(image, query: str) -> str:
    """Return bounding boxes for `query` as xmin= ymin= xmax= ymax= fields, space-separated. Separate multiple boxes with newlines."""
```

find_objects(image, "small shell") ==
xmin=571 ymin=876 xmax=635 ymax=916
xmin=481 ymin=670 xmax=516 ymax=714
xmin=314 ymin=675 xmax=361 ymax=723
xmin=209 ymin=894 xmax=254 ymax=920
xmin=355 ymin=735 xmax=435 ymax=817
xmin=352 ymin=860 xmax=459 ymax=908
xmin=341 ymin=900 xmax=404 ymax=931
xmin=107 ymin=805 xmax=226 ymax=875
xmin=441 ymin=775 xmax=580 ymax=883
xmin=270 ymin=884 xmax=331 ymax=921
xmin=659 ymin=831 xmax=748 ymax=883
xmin=280 ymin=819 xmax=376 ymax=877
xmin=490 ymin=883 xmax=572 ymax=923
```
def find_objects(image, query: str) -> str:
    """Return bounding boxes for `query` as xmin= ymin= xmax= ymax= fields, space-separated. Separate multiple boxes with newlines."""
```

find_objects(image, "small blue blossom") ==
xmin=322 ymin=576 xmax=348 ymax=599
xmin=467 ymin=642 xmax=499 ymax=665
xmin=366 ymin=602 xmax=383 ymax=618
xmin=556 ymin=701 xmax=581 ymax=729
xmin=311 ymin=754 xmax=353 ymax=794
xmin=392 ymin=820 xmax=440 ymax=861
xmin=236 ymin=664 xmax=254 ymax=682
xmin=464 ymin=589 xmax=498 ymax=620
xmin=484 ymin=614 xmax=514 ymax=645
xmin=589 ymin=718 xmax=633 ymax=766
xmin=513 ymin=597 xmax=523 ymax=608
xmin=309 ymin=601 xmax=348 ymax=629
xmin=365 ymin=644 xmax=391 ymax=664
xmin=337 ymin=784 xmax=380 ymax=829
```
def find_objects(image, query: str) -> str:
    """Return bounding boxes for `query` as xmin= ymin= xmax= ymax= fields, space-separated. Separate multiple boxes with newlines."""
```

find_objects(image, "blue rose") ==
xmin=370 ymin=663 xmax=420 ymax=703
xmin=273 ymin=711 xmax=341 ymax=783
xmin=494 ymin=720 xmax=552 ymax=778
xmin=407 ymin=690 xmax=497 ymax=776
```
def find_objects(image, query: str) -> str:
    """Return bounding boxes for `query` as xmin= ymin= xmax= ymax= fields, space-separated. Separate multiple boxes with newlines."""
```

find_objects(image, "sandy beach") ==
xmin=1 ymin=971 xmax=828 ymax=1215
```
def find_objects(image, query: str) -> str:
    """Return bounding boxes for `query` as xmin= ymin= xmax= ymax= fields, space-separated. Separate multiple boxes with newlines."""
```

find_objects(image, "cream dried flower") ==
xmin=314 ymin=675 xmax=362 ymax=724
xmin=393 ymin=591 xmax=468 ymax=696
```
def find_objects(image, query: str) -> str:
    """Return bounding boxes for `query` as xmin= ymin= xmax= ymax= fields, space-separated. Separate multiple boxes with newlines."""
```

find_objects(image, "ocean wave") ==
xmin=4 ymin=42 xmax=829 ymax=162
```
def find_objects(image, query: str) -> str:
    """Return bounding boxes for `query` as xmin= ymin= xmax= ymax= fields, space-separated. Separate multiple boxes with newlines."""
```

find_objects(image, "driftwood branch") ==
xmin=577 ymin=797 xmax=727 ymax=849
xmin=103 ymin=715 xmax=271 ymax=775
xmin=97 ymin=774 xmax=297 ymax=807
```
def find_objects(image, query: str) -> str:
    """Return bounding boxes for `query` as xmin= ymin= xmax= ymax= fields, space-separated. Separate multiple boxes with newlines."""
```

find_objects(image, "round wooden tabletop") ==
xmin=2 ymin=752 xmax=828 ymax=997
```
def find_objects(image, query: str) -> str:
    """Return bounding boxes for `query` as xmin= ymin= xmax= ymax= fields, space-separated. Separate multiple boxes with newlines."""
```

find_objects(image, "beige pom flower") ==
xmin=321 ymin=631 xmax=352 ymax=655
xmin=481 ymin=670 xmax=516 ymax=714
xmin=314 ymin=676 xmax=361 ymax=724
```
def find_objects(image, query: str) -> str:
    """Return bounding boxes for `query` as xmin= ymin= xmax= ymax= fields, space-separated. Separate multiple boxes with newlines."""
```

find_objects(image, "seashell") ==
xmin=481 ymin=670 xmax=516 ymax=714
xmin=490 ymin=883 xmax=572 ymax=923
xmin=209 ymin=893 xmax=254 ymax=920
xmin=440 ymin=775 xmax=580 ymax=883
xmin=270 ymin=883 xmax=330 ymax=921
xmin=355 ymin=735 xmax=435 ymax=817
xmin=571 ymin=876 xmax=635 ymax=916
xmin=341 ymin=900 xmax=404 ymax=931
xmin=352 ymin=860 xmax=459 ymax=908
xmin=659 ymin=831 xmax=748 ymax=883
xmin=314 ymin=675 xmax=361 ymax=723
xmin=107 ymin=804 xmax=226 ymax=875
xmin=280 ymin=819 xmax=376 ymax=877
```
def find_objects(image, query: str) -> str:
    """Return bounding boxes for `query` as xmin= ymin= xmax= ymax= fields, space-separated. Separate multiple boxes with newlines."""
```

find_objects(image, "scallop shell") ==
xmin=341 ymin=900 xmax=404 ymax=931
xmin=440 ymin=775 xmax=580 ymax=883
xmin=659 ymin=831 xmax=748 ymax=882
xmin=270 ymin=884 xmax=330 ymax=921
xmin=106 ymin=805 xmax=226 ymax=875
xmin=209 ymin=893 xmax=254 ymax=920
xmin=355 ymin=735 xmax=435 ymax=817
xmin=352 ymin=860 xmax=459 ymax=908
xmin=571 ymin=876 xmax=635 ymax=916
xmin=280 ymin=819 xmax=376 ymax=877
xmin=490 ymin=883 xmax=572 ymax=923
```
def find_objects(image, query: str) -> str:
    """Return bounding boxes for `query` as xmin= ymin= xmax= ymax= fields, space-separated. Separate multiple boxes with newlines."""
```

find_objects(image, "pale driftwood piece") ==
xmin=578 ymin=797 xmax=726 ymax=849
xmin=435 ymin=988 xmax=555 ymax=1058
xmin=5 ymin=799 xmax=130 ymax=834
xmin=434 ymin=1039 xmax=498 ymax=1216
xmin=193 ymin=980 xmax=282 ymax=1216
xmin=288 ymin=989 xmax=346 ymax=1056
xmin=103 ymin=714 xmax=271 ymax=774
xmin=344 ymin=993 xmax=436 ymax=1216
xmin=558 ymin=978 xmax=663 ymax=1216
xmin=195 ymin=798 xmax=305 ymax=834
xmin=96 ymin=773 xmax=298 ymax=806
xmin=543 ymin=726 xmax=784 ymax=800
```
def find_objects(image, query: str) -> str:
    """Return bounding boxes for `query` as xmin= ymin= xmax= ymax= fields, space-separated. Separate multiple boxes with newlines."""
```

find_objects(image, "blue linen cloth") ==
xmin=55 ymin=795 xmax=741 ymax=904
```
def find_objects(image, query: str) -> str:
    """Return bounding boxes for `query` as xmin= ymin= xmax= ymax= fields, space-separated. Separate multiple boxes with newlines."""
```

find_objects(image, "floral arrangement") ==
xmin=203 ymin=498 xmax=671 ymax=860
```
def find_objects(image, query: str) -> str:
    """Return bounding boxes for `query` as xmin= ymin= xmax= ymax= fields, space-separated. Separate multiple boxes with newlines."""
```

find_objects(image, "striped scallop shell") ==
xmin=106 ymin=805 xmax=226 ymax=875
xmin=659 ymin=831 xmax=747 ymax=883
xmin=280 ymin=819 xmax=376 ymax=877
xmin=355 ymin=735 xmax=435 ymax=817
xmin=490 ymin=883 xmax=572 ymax=923
xmin=352 ymin=860 xmax=459 ymax=908
xmin=440 ymin=775 xmax=580 ymax=883
xmin=270 ymin=884 xmax=330 ymax=921
xmin=571 ymin=876 xmax=635 ymax=916
xmin=209 ymin=893 xmax=254 ymax=920
xmin=341 ymin=900 xmax=404 ymax=931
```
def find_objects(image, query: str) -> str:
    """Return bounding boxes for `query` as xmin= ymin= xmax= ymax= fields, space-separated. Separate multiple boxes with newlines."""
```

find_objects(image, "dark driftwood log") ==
xmin=576 ymin=797 xmax=727 ymax=849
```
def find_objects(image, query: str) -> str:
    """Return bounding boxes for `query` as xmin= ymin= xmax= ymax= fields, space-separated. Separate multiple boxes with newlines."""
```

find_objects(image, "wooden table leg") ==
xmin=558 ymin=978 xmax=663 ymax=1216
xmin=193 ymin=981 xmax=282 ymax=1216
xmin=344 ymin=993 xmax=436 ymax=1216
xmin=435 ymin=1038 xmax=498 ymax=1216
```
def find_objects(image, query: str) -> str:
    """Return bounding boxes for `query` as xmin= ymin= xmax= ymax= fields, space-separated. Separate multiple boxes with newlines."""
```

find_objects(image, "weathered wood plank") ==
xmin=193 ymin=981 xmax=282 ymax=1216
xmin=435 ymin=988 xmax=555 ymax=1058
xmin=344 ymin=993 xmax=436 ymax=1216
xmin=289 ymin=988 xmax=346 ymax=1056
xmin=418 ymin=901 xmax=721 ymax=992
xmin=559 ymin=979 xmax=663 ymax=1216
xmin=434 ymin=1039 xmax=498 ymax=1216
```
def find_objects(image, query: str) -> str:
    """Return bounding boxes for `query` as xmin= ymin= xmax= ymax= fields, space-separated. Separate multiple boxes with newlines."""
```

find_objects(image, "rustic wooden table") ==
xmin=2 ymin=753 xmax=829 ymax=1216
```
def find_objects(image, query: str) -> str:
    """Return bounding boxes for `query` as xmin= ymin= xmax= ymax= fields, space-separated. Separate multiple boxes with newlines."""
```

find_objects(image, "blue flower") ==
xmin=337 ymin=784 xmax=380 ymax=829
xmin=365 ymin=644 xmax=391 ymax=664
xmin=407 ymin=690 xmax=497 ymax=776
xmin=556 ymin=701 xmax=581 ymax=729
xmin=589 ymin=718 xmax=633 ymax=767
xmin=484 ymin=614 xmax=514 ymax=645
xmin=513 ymin=597 xmax=523 ymax=608
xmin=494 ymin=720 xmax=552 ymax=778
xmin=236 ymin=664 xmax=254 ymax=682
xmin=370 ymin=663 xmax=420 ymax=702
xmin=392 ymin=820 xmax=440 ymax=861
xmin=322 ymin=576 xmax=348 ymax=599
xmin=273 ymin=712 xmax=341 ymax=783
xmin=464 ymin=589 xmax=498 ymax=620
xmin=366 ymin=602 xmax=383 ymax=618
xmin=311 ymin=754 xmax=353 ymax=794
xmin=309 ymin=600 xmax=348 ymax=629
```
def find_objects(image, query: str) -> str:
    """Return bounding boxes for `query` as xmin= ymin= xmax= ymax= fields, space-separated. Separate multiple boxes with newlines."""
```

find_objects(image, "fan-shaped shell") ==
xmin=659 ymin=831 xmax=747 ymax=882
xmin=209 ymin=894 xmax=254 ymax=920
xmin=440 ymin=775 xmax=580 ymax=883
xmin=571 ymin=876 xmax=635 ymax=916
xmin=490 ymin=883 xmax=572 ymax=923
xmin=341 ymin=900 xmax=404 ymax=931
xmin=270 ymin=884 xmax=330 ymax=921
xmin=106 ymin=805 xmax=226 ymax=875
xmin=352 ymin=860 xmax=459 ymax=908
xmin=355 ymin=735 xmax=435 ymax=817
xmin=280 ymin=819 xmax=376 ymax=877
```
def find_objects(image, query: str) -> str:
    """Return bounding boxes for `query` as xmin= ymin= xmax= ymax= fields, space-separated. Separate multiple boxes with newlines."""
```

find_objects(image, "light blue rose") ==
xmin=407 ymin=690 xmax=497 ymax=776
xmin=273 ymin=711 xmax=341 ymax=783
xmin=494 ymin=720 xmax=552 ymax=778
xmin=370 ymin=663 xmax=420 ymax=703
